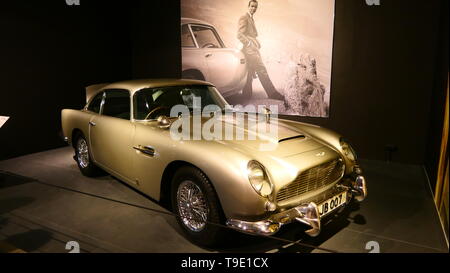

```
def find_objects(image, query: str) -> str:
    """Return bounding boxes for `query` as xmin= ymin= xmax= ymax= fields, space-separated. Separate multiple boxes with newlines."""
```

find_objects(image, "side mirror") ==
xmin=156 ymin=115 xmax=171 ymax=129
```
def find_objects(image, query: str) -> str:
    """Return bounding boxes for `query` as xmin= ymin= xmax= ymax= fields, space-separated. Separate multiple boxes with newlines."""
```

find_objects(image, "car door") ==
xmin=181 ymin=23 xmax=209 ymax=79
xmin=130 ymin=87 xmax=177 ymax=199
xmin=89 ymin=89 xmax=136 ymax=182
xmin=190 ymin=24 xmax=246 ymax=93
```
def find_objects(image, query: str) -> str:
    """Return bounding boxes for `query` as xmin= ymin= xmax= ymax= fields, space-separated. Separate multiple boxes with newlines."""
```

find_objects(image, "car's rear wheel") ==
xmin=182 ymin=70 xmax=205 ymax=81
xmin=74 ymin=133 xmax=100 ymax=177
xmin=171 ymin=166 xmax=226 ymax=246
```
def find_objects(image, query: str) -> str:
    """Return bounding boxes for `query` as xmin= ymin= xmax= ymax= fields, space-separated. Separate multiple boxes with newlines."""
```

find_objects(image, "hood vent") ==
xmin=278 ymin=135 xmax=305 ymax=143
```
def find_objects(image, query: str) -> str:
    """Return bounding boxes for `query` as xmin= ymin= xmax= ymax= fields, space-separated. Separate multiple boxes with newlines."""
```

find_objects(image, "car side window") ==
xmin=134 ymin=88 xmax=184 ymax=120
xmin=102 ymin=89 xmax=131 ymax=120
xmin=87 ymin=92 xmax=104 ymax=113
xmin=181 ymin=24 xmax=195 ymax=47
xmin=190 ymin=25 xmax=223 ymax=48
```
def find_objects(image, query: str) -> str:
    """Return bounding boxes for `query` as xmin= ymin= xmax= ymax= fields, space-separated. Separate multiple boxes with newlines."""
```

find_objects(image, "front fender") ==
xmin=163 ymin=141 xmax=269 ymax=220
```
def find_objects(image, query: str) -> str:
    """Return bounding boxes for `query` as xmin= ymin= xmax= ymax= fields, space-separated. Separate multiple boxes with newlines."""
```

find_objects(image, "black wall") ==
xmin=424 ymin=0 xmax=448 ymax=193
xmin=0 ymin=0 xmax=448 ymax=171
xmin=131 ymin=0 xmax=181 ymax=79
xmin=0 ymin=1 xmax=132 ymax=160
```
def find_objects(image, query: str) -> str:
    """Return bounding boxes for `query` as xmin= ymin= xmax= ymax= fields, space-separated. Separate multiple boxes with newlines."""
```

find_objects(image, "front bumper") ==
xmin=226 ymin=174 xmax=367 ymax=237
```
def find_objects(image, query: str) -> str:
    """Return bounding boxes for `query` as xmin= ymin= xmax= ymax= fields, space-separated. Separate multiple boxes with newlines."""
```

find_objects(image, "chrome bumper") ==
xmin=226 ymin=201 xmax=321 ymax=237
xmin=351 ymin=175 xmax=367 ymax=202
xmin=226 ymin=175 xmax=367 ymax=237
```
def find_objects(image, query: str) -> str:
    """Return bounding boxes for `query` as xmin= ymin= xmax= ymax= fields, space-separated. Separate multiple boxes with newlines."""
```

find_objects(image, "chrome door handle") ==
xmin=89 ymin=121 xmax=96 ymax=126
xmin=133 ymin=145 xmax=157 ymax=157
xmin=205 ymin=53 xmax=212 ymax=58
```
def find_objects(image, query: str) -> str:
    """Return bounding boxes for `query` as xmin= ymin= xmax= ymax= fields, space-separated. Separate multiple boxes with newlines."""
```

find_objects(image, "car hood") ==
xmin=174 ymin=114 xmax=334 ymax=158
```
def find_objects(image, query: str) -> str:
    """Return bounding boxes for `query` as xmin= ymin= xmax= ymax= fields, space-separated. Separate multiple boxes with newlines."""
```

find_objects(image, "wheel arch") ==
xmin=71 ymin=128 xmax=84 ymax=148
xmin=181 ymin=69 xmax=205 ymax=81
xmin=159 ymin=160 xmax=225 ymax=219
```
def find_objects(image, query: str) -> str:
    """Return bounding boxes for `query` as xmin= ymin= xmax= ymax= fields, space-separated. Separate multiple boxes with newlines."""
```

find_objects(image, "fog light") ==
xmin=268 ymin=224 xmax=279 ymax=233
xmin=265 ymin=201 xmax=277 ymax=212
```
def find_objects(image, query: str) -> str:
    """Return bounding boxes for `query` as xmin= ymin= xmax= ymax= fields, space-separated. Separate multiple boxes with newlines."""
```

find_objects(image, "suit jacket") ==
xmin=237 ymin=13 xmax=260 ymax=53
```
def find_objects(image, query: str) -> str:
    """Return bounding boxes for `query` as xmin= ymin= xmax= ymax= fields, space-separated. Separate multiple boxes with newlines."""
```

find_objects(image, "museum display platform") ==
xmin=0 ymin=147 xmax=448 ymax=253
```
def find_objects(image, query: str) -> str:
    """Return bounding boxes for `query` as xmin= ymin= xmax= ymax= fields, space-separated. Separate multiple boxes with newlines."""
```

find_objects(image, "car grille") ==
xmin=276 ymin=159 xmax=344 ymax=203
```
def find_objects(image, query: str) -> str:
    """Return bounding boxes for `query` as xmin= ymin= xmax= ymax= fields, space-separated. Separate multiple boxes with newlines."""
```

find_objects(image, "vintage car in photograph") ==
xmin=181 ymin=17 xmax=247 ymax=97
xmin=61 ymin=79 xmax=367 ymax=246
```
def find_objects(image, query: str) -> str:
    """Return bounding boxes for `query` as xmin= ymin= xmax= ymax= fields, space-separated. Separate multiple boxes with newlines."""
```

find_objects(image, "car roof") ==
xmin=101 ymin=78 xmax=213 ymax=94
xmin=181 ymin=17 xmax=213 ymax=27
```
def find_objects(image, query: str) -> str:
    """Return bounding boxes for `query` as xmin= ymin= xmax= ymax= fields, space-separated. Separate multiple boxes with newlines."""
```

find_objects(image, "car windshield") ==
xmin=133 ymin=85 xmax=229 ymax=120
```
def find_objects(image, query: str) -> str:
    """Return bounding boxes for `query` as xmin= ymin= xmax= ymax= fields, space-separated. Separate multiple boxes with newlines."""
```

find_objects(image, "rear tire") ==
xmin=171 ymin=166 xmax=226 ymax=247
xmin=74 ymin=133 xmax=100 ymax=177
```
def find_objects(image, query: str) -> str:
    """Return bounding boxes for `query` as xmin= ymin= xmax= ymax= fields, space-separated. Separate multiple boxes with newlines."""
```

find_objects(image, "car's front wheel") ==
xmin=171 ymin=166 xmax=226 ymax=247
xmin=74 ymin=133 xmax=100 ymax=177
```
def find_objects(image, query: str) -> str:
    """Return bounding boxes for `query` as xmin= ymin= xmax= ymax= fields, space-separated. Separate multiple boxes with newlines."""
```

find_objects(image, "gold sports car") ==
xmin=61 ymin=79 xmax=367 ymax=246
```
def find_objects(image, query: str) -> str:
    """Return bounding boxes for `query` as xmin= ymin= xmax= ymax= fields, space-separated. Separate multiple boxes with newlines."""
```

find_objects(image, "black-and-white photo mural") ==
xmin=181 ymin=0 xmax=335 ymax=117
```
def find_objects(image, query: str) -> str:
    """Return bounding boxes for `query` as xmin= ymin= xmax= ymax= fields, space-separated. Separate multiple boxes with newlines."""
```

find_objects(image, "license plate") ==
xmin=318 ymin=191 xmax=347 ymax=217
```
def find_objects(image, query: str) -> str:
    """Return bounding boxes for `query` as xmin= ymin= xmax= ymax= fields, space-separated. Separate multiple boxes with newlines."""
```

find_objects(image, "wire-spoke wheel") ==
xmin=177 ymin=180 xmax=209 ymax=232
xmin=171 ymin=166 xmax=226 ymax=246
xmin=77 ymin=138 xmax=90 ymax=169
xmin=74 ymin=133 xmax=100 ymax=177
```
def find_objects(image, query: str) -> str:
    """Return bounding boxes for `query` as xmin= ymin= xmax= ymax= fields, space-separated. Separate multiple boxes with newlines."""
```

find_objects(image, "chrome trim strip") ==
xmin=99 ymin=92 xmax=106 ymax=115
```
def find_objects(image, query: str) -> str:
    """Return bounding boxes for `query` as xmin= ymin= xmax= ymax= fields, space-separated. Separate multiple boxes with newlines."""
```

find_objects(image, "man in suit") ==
xmin=238 ymin=0 xmax=286 ymax=103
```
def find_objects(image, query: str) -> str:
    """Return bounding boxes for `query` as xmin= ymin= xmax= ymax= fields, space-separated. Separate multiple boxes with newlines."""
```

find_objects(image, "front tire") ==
xmin=171 ymin=166 xmax=226 ymax=247
xmin=74 ymin=133 xmax=100 ymax=177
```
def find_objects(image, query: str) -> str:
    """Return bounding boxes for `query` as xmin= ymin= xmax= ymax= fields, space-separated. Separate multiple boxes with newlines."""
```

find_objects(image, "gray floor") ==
xmin=0 ymin=147 xmax=448 ymax=253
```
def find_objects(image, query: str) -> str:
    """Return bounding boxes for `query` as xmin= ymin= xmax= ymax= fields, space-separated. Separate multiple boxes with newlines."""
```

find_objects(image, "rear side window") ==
xmin=190 ymin=25 xmax=223 ymax=48
xmin=181 ymin=24 xmax=195 ymax=47
xmin=87 ymin=92 xmax=104 ymax=113
xmin=102 ymin=89 xmax=130 ymax=120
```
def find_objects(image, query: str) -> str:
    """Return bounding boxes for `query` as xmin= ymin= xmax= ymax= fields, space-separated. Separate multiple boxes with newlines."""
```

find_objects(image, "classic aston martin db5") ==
xmin=181 ymin=17 xmax=247 ymax=97
xmin=61 ymin=79 xmax=367 ymax=246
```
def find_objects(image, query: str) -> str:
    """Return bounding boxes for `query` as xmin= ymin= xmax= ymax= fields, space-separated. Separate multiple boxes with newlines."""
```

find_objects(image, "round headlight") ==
xmin=247 ymin=160 xmax=273 ymax=197
xmin=340 ymin=139 xmax=357 ymax=162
